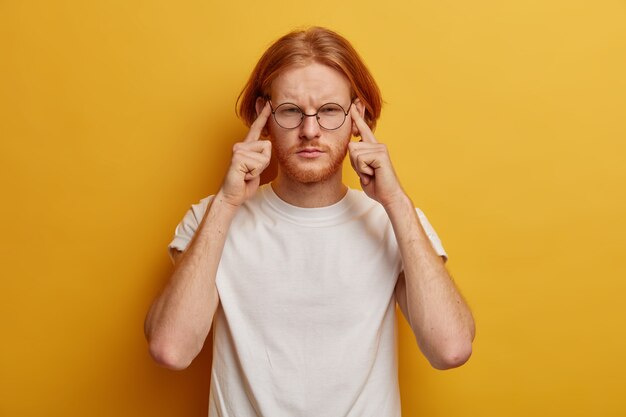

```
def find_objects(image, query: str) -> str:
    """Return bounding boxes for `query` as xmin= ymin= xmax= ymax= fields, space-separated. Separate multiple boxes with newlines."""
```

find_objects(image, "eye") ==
xmin=319 ymin=104 xmax=343 ymax=115
xmin=277 ymin=104 xmax=302 ymax=116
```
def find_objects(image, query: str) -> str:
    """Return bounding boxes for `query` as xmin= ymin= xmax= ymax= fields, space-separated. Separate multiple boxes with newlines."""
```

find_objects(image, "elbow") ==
xmin=147 ymin=338 xmax=194 ymax=371
xmin=429 ymin=339 xmax=473 ymax=370
xmin=144 ymin=311 xmax=202 ymax=371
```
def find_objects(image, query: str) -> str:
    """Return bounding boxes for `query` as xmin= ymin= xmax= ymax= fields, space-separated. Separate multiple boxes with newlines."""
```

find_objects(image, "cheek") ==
xmin=267 ymin=125 xmax=292 ymax=155
xmin=335 ymin=124 xmax=354 ymax=145
xmin=268 ymin=120 xmax=290 ymax=141
xmin=267 ymin=124 xmax=282 ymax=145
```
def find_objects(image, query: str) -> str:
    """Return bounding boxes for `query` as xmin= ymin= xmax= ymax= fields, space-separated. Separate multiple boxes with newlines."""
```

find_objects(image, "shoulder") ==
xmin=346 ymin=188 xmax=382 ymax=211
xmin=184 ymin=195 xmax=215 ymax=225
xmin=344 ymin=188 xmax=393 ymax=229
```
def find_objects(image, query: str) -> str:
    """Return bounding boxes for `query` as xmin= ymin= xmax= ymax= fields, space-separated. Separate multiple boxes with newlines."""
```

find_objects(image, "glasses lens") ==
xmin=317 ymin=103 xmax=347 ymax=130
xmin=274 ymin=104 xmax=303 ymax=129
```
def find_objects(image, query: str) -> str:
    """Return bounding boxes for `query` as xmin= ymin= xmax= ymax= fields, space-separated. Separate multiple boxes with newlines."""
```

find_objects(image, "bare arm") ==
xmin=144 ymin=103 xmax=272 ymax=370
xmin=144 ymin=195 xmax=238 ymax=370
xmin=348 ymin=105 xmax=475 ymax=370
xmin=388 ymin=198 xmax=475 ymax=369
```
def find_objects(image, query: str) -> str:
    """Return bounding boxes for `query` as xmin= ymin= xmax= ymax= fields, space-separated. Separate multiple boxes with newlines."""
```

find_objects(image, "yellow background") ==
xmin=1 ymin=1 xmax=625 ymax=416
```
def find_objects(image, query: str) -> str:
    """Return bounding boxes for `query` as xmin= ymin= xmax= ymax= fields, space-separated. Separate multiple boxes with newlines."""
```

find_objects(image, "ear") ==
xmin=255 ymin=96 xmax=266 ymax=117
xmin=255 ymin=96 xmax=270 ymax=137
xmin=351 ymin=98 xmax=366 ymax=136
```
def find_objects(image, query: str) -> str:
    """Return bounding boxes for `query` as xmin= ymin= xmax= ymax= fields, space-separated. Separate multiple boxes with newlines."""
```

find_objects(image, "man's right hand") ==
xmin=219 ymin=102 xmax=272 ymax=207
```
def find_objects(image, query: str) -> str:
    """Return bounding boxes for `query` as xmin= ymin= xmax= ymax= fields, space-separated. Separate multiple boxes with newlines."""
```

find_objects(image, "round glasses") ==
xmin=269 ymin=101 xmax=352 ymax=130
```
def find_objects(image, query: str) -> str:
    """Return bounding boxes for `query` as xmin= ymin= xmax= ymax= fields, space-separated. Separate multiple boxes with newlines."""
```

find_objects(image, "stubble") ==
xmin=273 ymin=140 xmax=350 ymax=184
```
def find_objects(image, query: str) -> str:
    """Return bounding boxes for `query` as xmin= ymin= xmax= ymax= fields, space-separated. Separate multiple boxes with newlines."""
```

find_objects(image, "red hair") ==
xmin=237 ymin=27 xmax=382 ymax=130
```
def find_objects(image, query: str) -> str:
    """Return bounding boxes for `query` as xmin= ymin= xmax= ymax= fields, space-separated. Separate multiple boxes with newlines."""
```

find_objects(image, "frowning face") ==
xmin=262 ymin=62 xmax=355 ymax=184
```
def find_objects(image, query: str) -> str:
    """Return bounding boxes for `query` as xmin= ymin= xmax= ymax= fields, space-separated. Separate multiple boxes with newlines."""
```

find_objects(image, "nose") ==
xmin=299 ymin=114 xmax=321 ymax=140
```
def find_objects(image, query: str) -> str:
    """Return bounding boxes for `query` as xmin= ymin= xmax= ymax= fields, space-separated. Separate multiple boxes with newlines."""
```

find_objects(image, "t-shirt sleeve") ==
xmin=415 ymin=207 xmax=448 ymax=262
xmin=168 ymin=195 xmax=214 ymax=256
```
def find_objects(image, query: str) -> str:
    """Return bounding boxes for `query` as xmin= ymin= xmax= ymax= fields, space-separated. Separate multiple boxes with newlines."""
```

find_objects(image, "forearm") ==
xmin=385 ymin=195 xmax=475 ymax=369
xmin=144 ymin=192 xmax=237 ymax=370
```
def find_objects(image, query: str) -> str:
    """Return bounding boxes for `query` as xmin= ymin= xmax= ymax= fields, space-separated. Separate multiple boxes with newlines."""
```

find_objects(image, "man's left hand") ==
xmin=348 ymin=106 xmax=407 ymax=208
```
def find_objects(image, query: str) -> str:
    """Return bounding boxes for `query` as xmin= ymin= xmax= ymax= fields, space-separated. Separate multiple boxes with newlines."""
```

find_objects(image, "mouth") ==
xmin=296 ymin=147 xmax=325 ymax=158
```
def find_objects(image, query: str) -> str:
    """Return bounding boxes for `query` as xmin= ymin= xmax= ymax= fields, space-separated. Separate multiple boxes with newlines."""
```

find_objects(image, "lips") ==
xmin=296 ymin=147 xmax=325 ymax=158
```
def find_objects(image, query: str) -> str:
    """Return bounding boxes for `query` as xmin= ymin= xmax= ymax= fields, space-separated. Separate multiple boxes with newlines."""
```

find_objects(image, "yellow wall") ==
xmin=2 ymin=1 xmax=625 ymax=416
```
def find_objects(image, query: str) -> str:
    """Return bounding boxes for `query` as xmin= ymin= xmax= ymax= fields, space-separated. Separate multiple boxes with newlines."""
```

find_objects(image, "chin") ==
xmin=283 ymin=164 xmax=339 ymax=184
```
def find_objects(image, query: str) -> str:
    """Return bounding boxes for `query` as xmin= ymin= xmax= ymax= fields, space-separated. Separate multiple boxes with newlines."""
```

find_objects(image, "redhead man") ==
xmin=145 ymin=27 xmax=475 ymax=417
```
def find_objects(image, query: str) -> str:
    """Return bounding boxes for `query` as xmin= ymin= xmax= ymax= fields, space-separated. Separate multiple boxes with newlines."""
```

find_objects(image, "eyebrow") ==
xmin=270 ymin=97 xmax=351 ymax=108
xmin=271 ymin=91 xmax=349 ymax=103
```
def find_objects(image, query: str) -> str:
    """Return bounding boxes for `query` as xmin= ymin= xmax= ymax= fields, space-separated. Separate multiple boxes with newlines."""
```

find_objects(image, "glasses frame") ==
xmin=268 ymin=100 xmax=352 ymax=131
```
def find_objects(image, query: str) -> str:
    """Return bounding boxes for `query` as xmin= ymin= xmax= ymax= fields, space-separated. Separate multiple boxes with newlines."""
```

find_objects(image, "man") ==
xmin=145 ymin=27 xmax=475 ymax=416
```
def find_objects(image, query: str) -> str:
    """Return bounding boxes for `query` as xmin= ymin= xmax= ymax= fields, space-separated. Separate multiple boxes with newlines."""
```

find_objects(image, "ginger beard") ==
xmin=271 ymin=135 xmax=350 ymax=184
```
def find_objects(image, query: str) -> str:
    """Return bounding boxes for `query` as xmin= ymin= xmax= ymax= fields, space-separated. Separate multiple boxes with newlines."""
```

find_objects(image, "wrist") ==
xmin=213 ymin=190 xmax=243 ymax=215
xmin=381 ymin=192 xmax=413 ymax=213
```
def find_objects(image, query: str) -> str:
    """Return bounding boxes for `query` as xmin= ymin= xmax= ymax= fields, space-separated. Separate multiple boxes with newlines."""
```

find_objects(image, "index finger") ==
xmin=350 ymin=105 xmax=378 ymax=144
xmin=244 ymin=101 xmax=272 ymax=142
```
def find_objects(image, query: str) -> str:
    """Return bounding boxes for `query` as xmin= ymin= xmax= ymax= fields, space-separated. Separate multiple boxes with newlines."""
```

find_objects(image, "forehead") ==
xmin=270 ymin=62 xmax=351 ymax=104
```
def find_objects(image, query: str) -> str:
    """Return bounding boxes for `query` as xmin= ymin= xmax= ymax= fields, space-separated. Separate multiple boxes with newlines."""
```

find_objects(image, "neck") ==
xmin=271 ymin=170 xmax=348 ymax=208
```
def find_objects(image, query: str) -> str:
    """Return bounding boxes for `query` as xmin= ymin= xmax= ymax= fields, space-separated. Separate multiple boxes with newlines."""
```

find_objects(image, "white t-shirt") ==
xmin=169 ymin=184 xmax=447 ymax=417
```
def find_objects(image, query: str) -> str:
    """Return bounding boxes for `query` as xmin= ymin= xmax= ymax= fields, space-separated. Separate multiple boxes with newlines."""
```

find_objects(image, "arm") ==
xmin=348 ymin=105 xmax=475 ymax=370
xmin=144 ymin=103 xmax=272 ymax=370
xmin=388 ymin=198 xmax=475 ymax=369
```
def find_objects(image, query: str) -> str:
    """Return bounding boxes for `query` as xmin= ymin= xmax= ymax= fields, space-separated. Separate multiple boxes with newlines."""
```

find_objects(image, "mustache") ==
xmin=289 ymin=142 xmax=331 ymax=153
